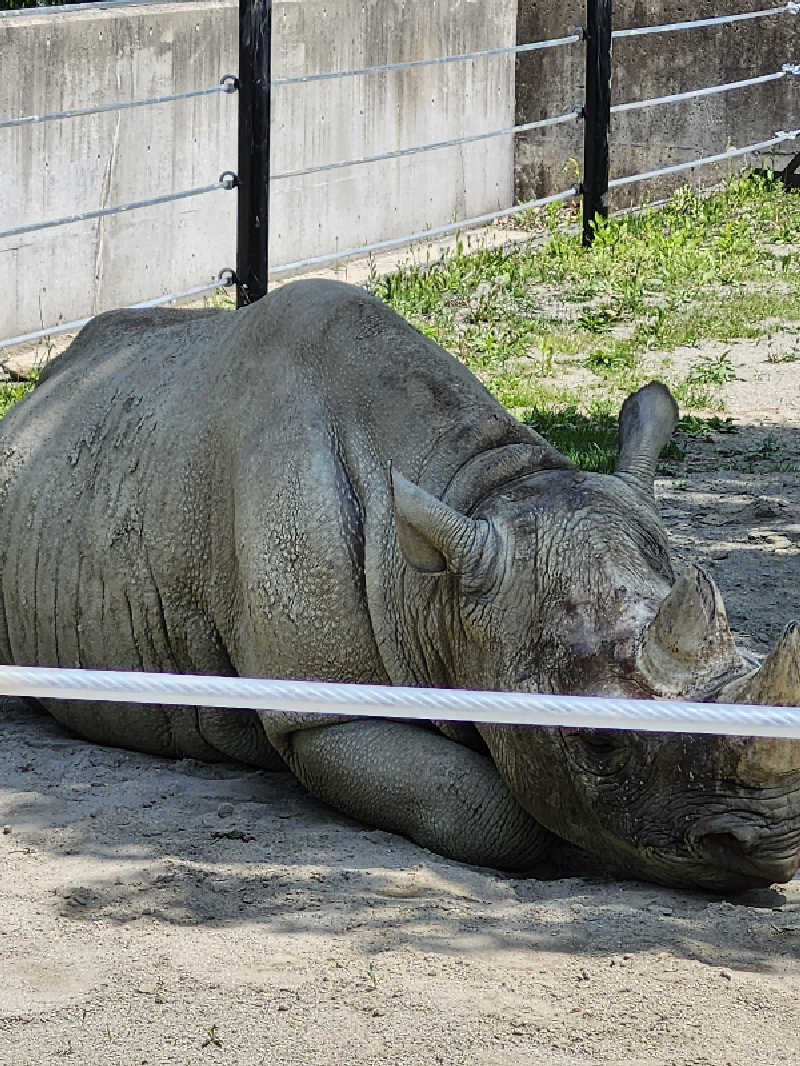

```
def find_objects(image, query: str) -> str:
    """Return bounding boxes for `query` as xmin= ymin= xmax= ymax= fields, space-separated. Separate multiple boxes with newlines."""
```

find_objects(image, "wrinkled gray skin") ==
xmin=2 ymin=279 xmax=799 ymax=893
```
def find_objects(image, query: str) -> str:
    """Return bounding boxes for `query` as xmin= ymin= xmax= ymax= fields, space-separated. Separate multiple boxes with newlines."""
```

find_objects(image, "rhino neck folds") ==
xmin=442 ymin=443 xmax=573 ymax=515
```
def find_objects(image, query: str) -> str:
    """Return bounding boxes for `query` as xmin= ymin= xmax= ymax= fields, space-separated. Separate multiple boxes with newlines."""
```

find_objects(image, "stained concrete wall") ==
xmin=0 ymin=0 xmax=516 ymax=341
xmin=515 ymin=0 xmax=800 ymax=204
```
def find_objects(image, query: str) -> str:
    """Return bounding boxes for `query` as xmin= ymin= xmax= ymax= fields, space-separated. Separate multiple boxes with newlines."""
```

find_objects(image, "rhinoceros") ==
xmin=1 ymin=279 xmax=798 ymax=892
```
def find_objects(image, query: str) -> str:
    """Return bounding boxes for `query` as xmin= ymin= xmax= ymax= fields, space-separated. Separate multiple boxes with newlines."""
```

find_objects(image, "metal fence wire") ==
xmin=0 ymin=0 xmax=798 ymax=348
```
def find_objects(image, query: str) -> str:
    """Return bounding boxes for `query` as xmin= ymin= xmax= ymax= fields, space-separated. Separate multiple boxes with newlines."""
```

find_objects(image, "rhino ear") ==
xmin=615 ymin=381 xmax=679 ymax=498
xmin=390 ymin=467 xmax=490 ymax=578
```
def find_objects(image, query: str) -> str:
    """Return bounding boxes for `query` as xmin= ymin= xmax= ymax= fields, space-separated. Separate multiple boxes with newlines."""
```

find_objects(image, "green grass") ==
xmin=371 ymin=170 xmax=800 ymax=471
xmin=524 ymin=405 xmax=621 ymax=473
xmin=0 ymin=381 xmax=34 ymax=417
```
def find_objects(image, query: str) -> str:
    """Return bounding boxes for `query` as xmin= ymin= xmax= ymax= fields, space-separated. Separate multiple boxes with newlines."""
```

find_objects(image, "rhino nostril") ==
xmin=688 ymin=816 xmax=762 ymax=858
xmin=696 ymin=831 xmax=755 ymax=866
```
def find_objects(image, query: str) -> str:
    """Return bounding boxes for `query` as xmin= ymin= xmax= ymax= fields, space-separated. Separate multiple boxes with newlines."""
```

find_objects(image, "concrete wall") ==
xmin=4 ymin=0 xmax=796 ymax=342
xmin=516 ymin=0 xmax=800 ymax=204
xmin=0 ymin=0 xmax=516 ymax=340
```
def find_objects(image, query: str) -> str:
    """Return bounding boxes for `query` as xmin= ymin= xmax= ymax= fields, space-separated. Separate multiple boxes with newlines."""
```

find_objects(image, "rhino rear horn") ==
xmin=716 ymin=622 xmax=800 ymax=707
xmin=637 ymin=566 xmax=743 ymax=698
xmin=390 ymin=468 xmax=497 ymax=588
xmin=614 ymin=382 xmax=679 ymax=498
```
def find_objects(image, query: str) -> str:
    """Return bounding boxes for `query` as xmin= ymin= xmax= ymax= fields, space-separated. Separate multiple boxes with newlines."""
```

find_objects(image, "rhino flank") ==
xmin=1 ymin=279 xmax=799 ymax=893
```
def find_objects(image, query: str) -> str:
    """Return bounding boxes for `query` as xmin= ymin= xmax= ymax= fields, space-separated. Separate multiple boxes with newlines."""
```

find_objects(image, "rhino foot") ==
xmin=265 ymin=717 xmax=557 ymax=873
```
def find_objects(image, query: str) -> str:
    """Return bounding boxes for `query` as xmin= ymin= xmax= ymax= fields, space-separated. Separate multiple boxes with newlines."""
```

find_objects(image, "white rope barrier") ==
xmin=2 ymin=665 xmax=800 ymax=740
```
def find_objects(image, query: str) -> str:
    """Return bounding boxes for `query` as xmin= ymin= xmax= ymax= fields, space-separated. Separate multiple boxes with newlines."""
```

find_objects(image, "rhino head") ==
xmin=389 ymin=383 xmax=800 ymax=891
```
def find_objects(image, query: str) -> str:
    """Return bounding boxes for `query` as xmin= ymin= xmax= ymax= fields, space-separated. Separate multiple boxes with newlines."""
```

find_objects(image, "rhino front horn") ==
xmin=637 ymin=566 xmax=743 ymax=698
xmin=614 ymin=382 xmax=679 ymax=498
xmin=716 ymin=622 xmax=800 ymax=707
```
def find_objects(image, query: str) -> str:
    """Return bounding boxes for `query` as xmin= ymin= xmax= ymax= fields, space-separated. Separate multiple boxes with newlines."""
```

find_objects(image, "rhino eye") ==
xmin=579 ymin=731 xmax=620 ymax=757
xmin=564 ymin=728 xmax=630 ymax=770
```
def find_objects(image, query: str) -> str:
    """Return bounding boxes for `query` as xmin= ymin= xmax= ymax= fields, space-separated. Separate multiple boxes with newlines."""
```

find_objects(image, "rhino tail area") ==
xmin=36 ymin=306 xmax=225 ymax=388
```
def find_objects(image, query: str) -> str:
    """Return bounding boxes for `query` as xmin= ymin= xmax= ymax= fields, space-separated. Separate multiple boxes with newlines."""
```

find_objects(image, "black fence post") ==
xmin=582 ymin=0 xmax=612 ymax=247
xmin=236 ymin=0 xmax=272 ymax=307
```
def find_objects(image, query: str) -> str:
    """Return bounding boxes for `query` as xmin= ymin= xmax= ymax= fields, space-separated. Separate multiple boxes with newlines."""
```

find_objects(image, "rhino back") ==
xmin=0 ymin=280 xmax=552 ymax=759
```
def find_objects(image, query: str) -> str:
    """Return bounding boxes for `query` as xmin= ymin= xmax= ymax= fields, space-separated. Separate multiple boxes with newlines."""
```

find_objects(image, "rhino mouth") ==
xmin=687 ymin=838 xmax=799 ymax=889
xmin=682 ymin=811 xmax=800 ymax=889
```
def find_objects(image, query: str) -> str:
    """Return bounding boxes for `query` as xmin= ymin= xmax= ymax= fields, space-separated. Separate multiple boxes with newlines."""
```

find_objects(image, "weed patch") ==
xmin=372 ymin=171 xmax=800 ymax=469
xmin=0 ymin=381 xmax=34 ymax=417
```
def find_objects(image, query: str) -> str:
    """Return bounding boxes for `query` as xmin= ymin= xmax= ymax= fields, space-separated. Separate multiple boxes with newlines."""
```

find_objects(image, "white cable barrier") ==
xmin=0 ymin=75 xmax=238 ymax=130
xmin=612 ymin=65 xmax=800 ymax=115
xmin=0 ymin=271 xmax=235 ymax=352
xmin=2 ymin=664 xmax=800 ymax=740
xmin=271 ymin=109 xmax=583 ymax=181
xmin=258 ymin=127 xmax=800 ymax=278
xmin=0 ymin=172 xmax=238 ymax=242
xmin=269 ymin=186 xmax=581 ymax=277
xmin=613 ymin=2 xmax=799 ymax=38
xmin=270 ymin=34 xmax=583 ymax=87
xmin=608 ymin=129 xmax=800 ymax=191
xmin=269 ymin=65 xmax=800 ymax=184
xmin=2 ymin=6 xmax=799 ymax=342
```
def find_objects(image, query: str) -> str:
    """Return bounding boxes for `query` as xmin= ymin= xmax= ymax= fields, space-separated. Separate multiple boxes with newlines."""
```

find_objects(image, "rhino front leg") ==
xmin=268 ymin=718 xmax=556 ymax=871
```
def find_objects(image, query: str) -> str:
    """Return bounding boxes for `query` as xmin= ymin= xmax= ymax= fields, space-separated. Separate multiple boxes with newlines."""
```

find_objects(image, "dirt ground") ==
xmin=1 ymin=328 xmax=799 ymax=1065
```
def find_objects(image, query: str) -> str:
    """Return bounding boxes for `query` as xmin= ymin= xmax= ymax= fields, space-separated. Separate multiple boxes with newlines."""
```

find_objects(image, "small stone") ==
xmin=747 ymin=529 xmax=792 ymax=549
xmin=2 ymin=826 xmax=10 ymax=835
xmin=708 ymin=547 xmax=729 ymax=561
xmin=719 ymin=969 xmax=733 ymax=981
xmin=753 ymin=498 xmax=781 ymax=519
xmin=217 ymin=803 xmax=235 ymax=818
xmin=212 ymin=828 xmax=254 ymax=841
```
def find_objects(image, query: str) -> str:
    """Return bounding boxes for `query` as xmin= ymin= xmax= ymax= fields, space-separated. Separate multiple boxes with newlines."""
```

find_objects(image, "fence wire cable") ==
xmin=0 ymin=273 xmax=235 ymax=352
xmin=272 ymin=109 xmax=581 ymax=181
xmin=614 ymin=3 xmax=797 ymax=38
xmin=1 ymin=664 xmax=799 ymax=739
xmin=5 ymin=0 xmax=185 ymax=11
xmin=0 ymin=178 xmax=232 ymax=241
xmin=612 ymin=67 xmax=797 ymax=115
xmin=270 ymin=186 xmax=579 ymax=276
xmin=272 ymin=34 xmax=582 ymax=87
xmin=608 ymin=129 xmax=800 ymax=190
xmin=0 ymin=79 xmax=237 ymax=131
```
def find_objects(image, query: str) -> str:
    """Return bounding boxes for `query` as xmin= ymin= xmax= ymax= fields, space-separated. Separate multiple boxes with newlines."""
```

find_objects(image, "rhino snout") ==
xmin=686 ymin=813 xmax=800 ymax=887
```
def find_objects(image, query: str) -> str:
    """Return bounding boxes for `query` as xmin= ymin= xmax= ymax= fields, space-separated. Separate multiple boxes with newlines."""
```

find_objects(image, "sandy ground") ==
xmin=1 ymin=326 xmax=799 ymax=1065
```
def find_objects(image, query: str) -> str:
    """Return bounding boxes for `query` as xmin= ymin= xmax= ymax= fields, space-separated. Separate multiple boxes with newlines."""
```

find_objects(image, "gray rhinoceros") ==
xmin=1 ymin=279 xmax=799 ymax=892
